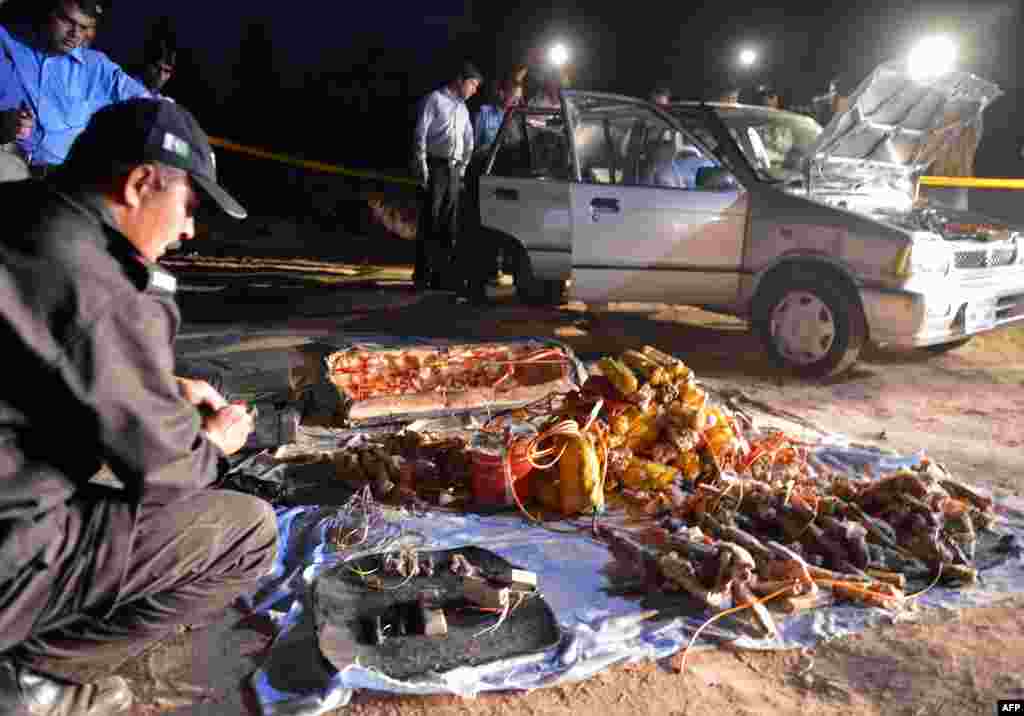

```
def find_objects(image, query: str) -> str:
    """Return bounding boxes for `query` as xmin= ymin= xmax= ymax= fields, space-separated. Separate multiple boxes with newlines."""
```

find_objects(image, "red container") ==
xmin=470 ymin=441 xmax=534 ymax=507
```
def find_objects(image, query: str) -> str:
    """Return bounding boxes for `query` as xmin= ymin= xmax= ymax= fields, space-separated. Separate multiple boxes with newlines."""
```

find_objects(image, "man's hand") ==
xmin=412 ymin=157 xmax=429 ymax=190
xmin=176 ymin=377 xmax=229 ymax=412
xmin=0 ymin=104 xmax=34 ymax=143
xmin=202 ymin=402 xmax=254 ymax=456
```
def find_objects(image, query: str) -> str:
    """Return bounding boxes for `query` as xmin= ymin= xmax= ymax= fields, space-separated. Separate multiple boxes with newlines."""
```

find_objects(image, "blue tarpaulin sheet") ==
xmin=176 ymin=335 xmax=1024 ymax=716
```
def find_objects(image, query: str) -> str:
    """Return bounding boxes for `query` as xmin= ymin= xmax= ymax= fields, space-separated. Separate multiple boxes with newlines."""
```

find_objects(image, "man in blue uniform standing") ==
xmin=0 ymin=0 xmax=149 ymax=175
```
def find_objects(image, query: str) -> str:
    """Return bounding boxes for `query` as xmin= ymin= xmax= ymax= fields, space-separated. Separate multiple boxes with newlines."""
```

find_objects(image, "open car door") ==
xmin=562 ymin=90 xmax=748 ymax=306
xmin=479 ymin=107 xmax=574 ymax=284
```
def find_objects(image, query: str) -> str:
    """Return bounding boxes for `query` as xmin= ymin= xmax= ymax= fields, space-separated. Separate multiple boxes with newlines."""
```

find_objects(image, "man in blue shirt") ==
xmin=674 ymin=144 xmax=719 ymax=189
xmin=474 ymin=78 xmax=523 ymax=156
xmin=0 ymin=0 xmax=149 ymax=173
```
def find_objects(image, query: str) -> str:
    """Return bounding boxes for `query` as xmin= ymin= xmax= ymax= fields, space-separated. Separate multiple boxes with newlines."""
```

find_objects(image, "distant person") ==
xmin=674 ymin=143 xmax=719 ymax=188
xmin=755 ymin=84 xmax=781 ymax=109
xmin=716 ymin=84 xmax=741 ymax=104
xmin=645 ymin=137 xmax=684 ymax=188
xmin=0 ymin=0 xmax=149 ymax=175
xmin=474 ymin=77 xmax=522 ymax=155
xmin=528 ymin=68 xmax=561 ymax=109
xmin=716 ymin=87 xmax=741 ymax=104
xmin=135 ymin=36 xmax=176 ymax=100
xmin=0 ymin=98 xmax=276 ymax=716
xmin=650 ymin=87 xmax=672 ymax=106
xmin=0 ymin=100 xmax=31 ymax=180
xmin=76 ymin=0 xmax=101 ymax=48
xmin=412 ymin=61 xmax=481 ymax=291
xmin=80 ymin=17 xmax=94 ymax=47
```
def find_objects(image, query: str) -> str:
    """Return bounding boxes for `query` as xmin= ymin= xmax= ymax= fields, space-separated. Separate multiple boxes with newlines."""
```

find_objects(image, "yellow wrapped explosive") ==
xmin=640 ymin=346 xmax=692 ymax=381
xmin=598 ymin=357 xmax=639 ymax=396
xmin=620 ymin=350 xmax=668 ymax=386
xmin=622 ymin=458 xmax=679 ymax=491
xmin=557 ymin=433 xmax=605 ymax=516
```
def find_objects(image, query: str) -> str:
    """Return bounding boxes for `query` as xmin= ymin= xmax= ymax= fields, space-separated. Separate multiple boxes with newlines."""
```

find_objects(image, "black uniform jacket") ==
xmin=0 ymin=180 xmax=222 ymax=634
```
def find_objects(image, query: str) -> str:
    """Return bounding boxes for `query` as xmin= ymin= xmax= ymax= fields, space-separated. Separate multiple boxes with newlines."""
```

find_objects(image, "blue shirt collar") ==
xmin=66 ymin=46 xmax=86 ymax=64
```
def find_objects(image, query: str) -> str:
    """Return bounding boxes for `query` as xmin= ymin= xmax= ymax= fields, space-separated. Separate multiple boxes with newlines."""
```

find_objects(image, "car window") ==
xmin=489 ymin=112 xmax=571 ymax=181
xmin=526 ymin=120 xmax=571 ymax=180
xmin=489 ymin=113 xmax=531 ymax=178
xmin=574 ymin=118 xmax=621 ymax=184
xmin=672 ymin=112 xmax=745 ymax=179
xmin=571 ymin=102 xmax=718 ymax=190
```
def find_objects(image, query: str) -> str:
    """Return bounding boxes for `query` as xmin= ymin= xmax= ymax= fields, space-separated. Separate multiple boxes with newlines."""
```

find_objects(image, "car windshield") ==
xmin=713 ymin=107 xmax=823 ymax=182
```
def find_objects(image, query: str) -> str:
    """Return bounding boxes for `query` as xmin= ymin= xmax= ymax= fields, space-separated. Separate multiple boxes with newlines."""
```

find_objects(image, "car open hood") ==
xmin=808 ymin=60 xmax=1003 ymax=177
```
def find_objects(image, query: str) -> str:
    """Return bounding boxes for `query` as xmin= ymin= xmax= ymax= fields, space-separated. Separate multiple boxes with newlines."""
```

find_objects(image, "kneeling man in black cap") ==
xmin=0 ymin=98 xmax=278 ymax=715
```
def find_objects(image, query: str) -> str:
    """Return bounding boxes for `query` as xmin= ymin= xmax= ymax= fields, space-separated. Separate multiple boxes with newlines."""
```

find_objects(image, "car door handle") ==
xmin=494 ymin=188 xmax=519 ymax=201
xmin=590 ymin=197 xmax=620 ymax=212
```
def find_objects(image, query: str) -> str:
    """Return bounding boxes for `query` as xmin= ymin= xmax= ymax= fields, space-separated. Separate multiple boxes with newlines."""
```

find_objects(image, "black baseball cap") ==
xmin=64 ymin=98 xmax=246 ymax=219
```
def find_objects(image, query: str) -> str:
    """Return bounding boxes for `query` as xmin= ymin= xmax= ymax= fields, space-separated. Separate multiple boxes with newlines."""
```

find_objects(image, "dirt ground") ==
xmin=125 ymin=253 xmax=1024 ymax=715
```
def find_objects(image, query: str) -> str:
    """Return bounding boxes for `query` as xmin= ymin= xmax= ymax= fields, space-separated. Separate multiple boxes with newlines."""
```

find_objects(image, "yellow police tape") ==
xmin=202 ymin=144 xmax=1024 ymax=193
xmin=208 ymin=136 xmax=419 ymax=187
xmin=919 ymin=175 xmax=1024 ymax=190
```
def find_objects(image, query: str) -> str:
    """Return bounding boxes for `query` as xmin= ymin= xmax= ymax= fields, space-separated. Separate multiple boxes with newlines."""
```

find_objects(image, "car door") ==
xmin=563 ymin=91 xmax=748 ymax=305
xmin=478 ymin=109 xmax=573 ymax=281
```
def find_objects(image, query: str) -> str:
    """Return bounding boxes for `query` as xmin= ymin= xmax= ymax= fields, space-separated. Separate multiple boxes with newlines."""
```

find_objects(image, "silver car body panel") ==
xmin=479 ymin=73 xmax=1022 ymax=349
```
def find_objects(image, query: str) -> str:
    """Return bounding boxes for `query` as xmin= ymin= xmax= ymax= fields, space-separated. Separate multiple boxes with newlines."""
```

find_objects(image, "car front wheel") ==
xmin=754 ymin=275 xmax=866 ymax=378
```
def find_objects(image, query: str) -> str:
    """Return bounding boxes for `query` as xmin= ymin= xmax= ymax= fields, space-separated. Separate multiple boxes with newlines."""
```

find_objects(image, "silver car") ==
xmin=478 ymin=61 xmax=1022 ymax=377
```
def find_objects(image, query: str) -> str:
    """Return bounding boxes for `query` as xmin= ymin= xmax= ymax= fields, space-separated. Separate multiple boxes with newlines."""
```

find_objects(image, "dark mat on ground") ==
xmin=313 ymin=547 xmax=560 ymax=681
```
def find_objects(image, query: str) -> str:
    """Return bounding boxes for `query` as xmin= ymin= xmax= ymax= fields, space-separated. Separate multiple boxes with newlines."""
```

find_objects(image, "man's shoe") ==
xmin=0 ymin=660 xmax=133 ymax=716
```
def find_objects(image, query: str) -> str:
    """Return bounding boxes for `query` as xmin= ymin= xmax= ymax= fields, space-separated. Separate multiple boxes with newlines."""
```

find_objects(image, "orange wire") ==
xmin=678 ymin=583 xmax=795 ymax=673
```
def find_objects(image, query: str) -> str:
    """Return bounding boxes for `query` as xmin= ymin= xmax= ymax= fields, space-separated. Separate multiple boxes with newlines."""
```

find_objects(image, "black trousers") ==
xmin=456 ymin=157 xmax=496 ymax=295
xmin=415 ymin=158 xmax=461 ymax=286
xmin=0 ymin=488 xmax=278 ymax=683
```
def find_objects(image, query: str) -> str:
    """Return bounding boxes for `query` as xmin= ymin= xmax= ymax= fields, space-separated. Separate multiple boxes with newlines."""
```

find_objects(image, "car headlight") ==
xmin=893 ymin=240 xmax=951 ymax=278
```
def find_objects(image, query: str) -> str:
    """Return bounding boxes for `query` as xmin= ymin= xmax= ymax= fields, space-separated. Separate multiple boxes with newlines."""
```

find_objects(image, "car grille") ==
xmin=953 ymin=247 xmax=1017 ymax=269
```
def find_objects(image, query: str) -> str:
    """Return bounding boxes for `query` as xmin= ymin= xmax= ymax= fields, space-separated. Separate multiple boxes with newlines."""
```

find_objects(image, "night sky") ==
xmin=95 ymin=1 xmax=1019 ymax=97
xmin=64 ymin=0 xmax=1021 ymax=176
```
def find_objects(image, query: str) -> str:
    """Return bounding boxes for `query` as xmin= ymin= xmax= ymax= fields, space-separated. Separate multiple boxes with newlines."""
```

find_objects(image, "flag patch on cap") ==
xmin=150 ymin=268 xmax=177 ymax=293
xmin=162 ymin=132 xmax=191 ymax=160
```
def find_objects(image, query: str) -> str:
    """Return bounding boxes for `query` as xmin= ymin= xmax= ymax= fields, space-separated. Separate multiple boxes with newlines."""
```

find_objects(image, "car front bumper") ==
xmin=861 ymin=267 xmax=1024 ymax=347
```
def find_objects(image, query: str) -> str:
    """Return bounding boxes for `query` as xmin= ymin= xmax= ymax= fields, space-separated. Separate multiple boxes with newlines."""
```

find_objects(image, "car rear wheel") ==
xmin=514 ymin=249 xmax=565 ymax=306
xmin=754 ymin=274 xmax=867 ymax=378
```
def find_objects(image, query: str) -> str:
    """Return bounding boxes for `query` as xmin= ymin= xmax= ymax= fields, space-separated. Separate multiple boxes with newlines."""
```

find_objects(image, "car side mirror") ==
xmin=696 ymin=166 xmax=738 ymax=190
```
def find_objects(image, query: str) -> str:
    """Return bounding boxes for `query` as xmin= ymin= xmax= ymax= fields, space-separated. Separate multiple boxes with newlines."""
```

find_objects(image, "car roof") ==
xmin=670 ymin=101 xmax=814 ymax=122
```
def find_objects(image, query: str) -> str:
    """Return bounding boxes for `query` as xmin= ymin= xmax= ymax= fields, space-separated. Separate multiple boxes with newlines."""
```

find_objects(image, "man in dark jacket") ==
xmin=0 ymin=98 xmax=278 ymax=715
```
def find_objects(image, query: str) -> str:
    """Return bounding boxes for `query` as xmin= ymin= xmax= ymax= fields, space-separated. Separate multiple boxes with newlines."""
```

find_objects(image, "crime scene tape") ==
xmin=208 ymin=136 xmax=419 ymax=187
xmin=919 ymin=175 xmax=1024 ymax=190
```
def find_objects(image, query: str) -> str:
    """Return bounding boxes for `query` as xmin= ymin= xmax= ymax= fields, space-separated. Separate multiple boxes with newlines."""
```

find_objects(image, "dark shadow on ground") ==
xmin=172 ymin=274 xmax=963 ymax=385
